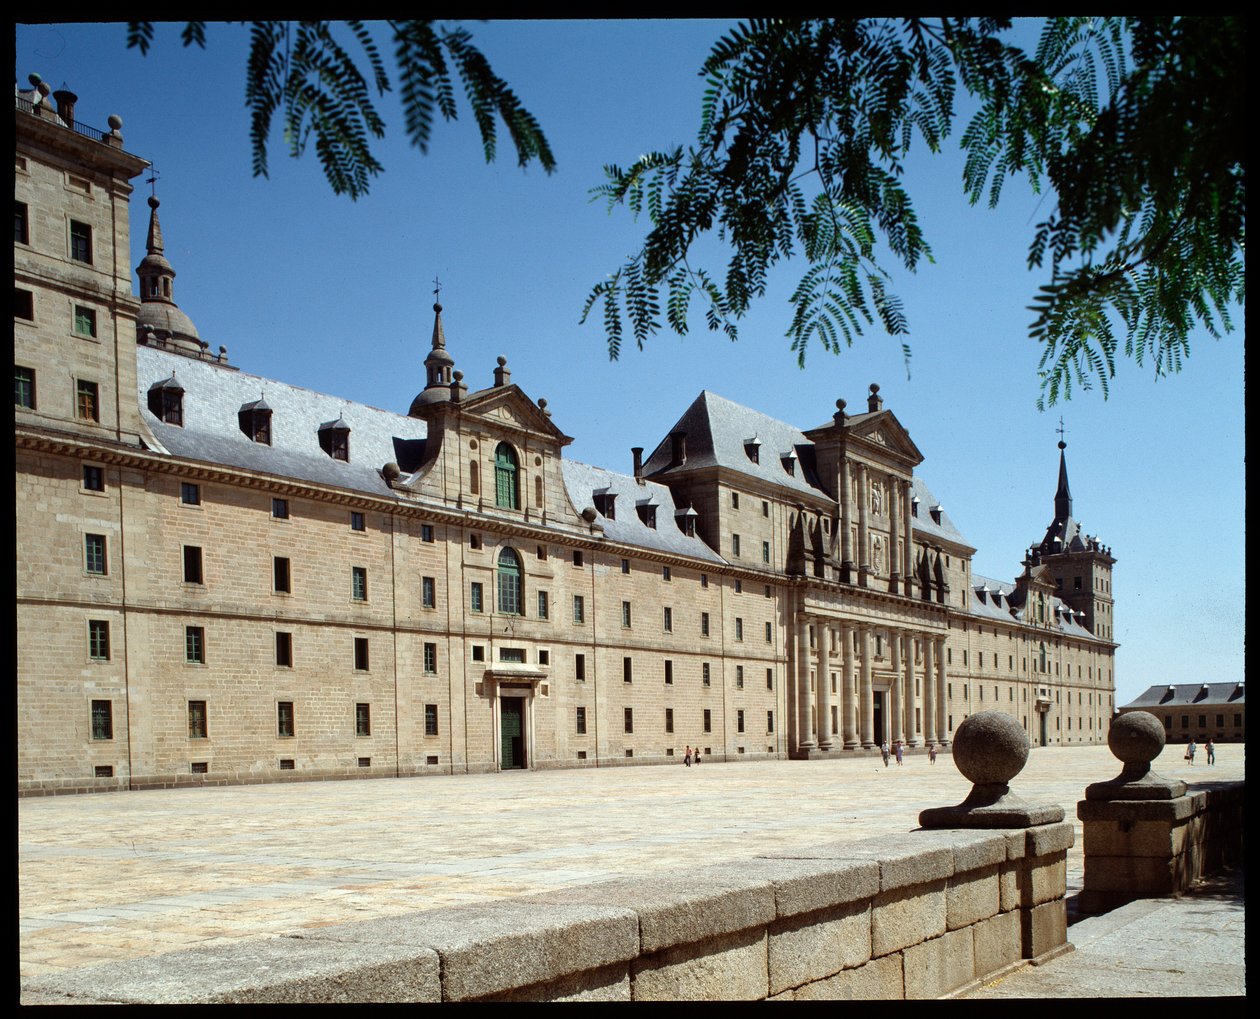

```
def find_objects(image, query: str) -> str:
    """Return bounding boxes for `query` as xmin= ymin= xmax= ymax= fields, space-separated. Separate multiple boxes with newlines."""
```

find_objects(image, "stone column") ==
xmin=888 ymin=478 xmax=902 ymax=594
xmin=839 ymin=461 xmax=854 ymax=581
xmin=902 ymin=479 xmax=914 ymax=597
xmin=856 ymin=463 xmax=870 ymax=588
xmin=859 ymin=625 xmax=875 ymax=747
xmin=889 ymin=629 xmax=904 ymax=745
xmin=923 ymin=635 xmax=937 ymax=745
xmin=935 ymin=635 xmax=949 ymax=745
xmin=841 ymin=622 xmax=858 ymax=749
xmin=817 ymin=623 xmax=834 ymax=750
xmin=903 ymin=633 xmax=919 ymax=746
xmin=796 ymin=614 xmax=816 ymax=752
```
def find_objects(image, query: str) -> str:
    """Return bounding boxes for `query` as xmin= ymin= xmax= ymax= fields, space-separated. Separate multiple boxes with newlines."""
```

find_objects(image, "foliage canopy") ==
xmin=584 ymin=17 xmax=1245 ymax=406
xmin=126 ymin=20 xmax=555 ymax=199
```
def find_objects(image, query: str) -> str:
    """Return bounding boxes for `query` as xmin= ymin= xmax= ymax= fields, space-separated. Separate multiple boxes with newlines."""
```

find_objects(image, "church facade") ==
xmin=16 ymin=80 xmax=1119 ymax=795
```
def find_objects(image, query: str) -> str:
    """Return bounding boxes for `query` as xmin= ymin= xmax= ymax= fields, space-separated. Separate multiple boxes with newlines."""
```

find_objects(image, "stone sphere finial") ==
xmin=1108 ymin=711 xmax=1164 ymax=767
xmin=952 ymin=711 xmax=1029 ymax=786
xmin=581 ymin=507 xmax=597 ymax=523
xmin=108 ymin=114 xmax=123 ymax=131
xmin=382 ymin=462 xmax=401 ymax=481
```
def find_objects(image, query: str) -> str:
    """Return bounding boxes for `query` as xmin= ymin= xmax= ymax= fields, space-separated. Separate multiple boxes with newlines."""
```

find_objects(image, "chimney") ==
xmin=631 ymin=447 xmax=644 ymax=480
xmin=53 ymin=88 xmax=78 ymax=129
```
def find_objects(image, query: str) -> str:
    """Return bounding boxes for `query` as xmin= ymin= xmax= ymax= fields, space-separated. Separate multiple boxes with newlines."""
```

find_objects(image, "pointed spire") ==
xmin=410 ymin=293 xmax=457 ymax=415
xmin=1054 ymin=437 xmax=1073 ymax=523
xmin=135 ymin=188 xmax=203 ymax=356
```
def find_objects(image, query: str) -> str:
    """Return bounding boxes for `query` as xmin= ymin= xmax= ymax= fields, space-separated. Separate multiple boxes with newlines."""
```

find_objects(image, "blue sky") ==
xmin=17 ymin=20 xmax=1244 ymax=705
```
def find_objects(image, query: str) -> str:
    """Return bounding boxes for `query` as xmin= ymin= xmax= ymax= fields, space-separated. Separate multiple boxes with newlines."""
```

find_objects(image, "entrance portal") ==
xmin=500 ymin=698 xmax=526 ymax=769
xmin=1039 ymin=711 xmax=1048 ymax=748
xmin=873 ymin=691 xmax=885 ymax=746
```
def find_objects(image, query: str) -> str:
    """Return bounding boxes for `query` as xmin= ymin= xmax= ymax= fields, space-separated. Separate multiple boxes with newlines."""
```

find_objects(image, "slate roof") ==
xmin=642 ymin=390 xmax=826 ymax=499
xmin=136 ymin=345 xmax=428 ymax=498
xmin=561 ymin=460 xmax=726 ymax=563
xmin=908 ymin=475 xmax=971 ymax=549
xmin=968 ymin=572 xmax=1099 ymax=640
xmin=1124 ymin=683 xmax=1245 ymax=709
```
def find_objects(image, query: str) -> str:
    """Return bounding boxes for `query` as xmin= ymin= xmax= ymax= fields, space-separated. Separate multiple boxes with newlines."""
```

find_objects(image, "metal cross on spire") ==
xmin=433 ymin=276 xmax=442 ymax=304
xmin=1056 ymin=416 xmax=1068 ymax=443
xmin=145 ymin=167 xmax=160 ymax=197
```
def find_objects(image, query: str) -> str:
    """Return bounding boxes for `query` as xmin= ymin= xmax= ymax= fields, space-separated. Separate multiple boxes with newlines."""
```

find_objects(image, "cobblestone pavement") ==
xmin=18 ymin=744 xmax=1244 ymax=985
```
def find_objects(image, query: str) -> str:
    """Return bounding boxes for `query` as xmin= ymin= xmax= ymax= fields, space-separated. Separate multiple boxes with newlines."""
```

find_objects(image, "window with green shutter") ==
xmin=494 ymin=442 xmax=519 ymax=509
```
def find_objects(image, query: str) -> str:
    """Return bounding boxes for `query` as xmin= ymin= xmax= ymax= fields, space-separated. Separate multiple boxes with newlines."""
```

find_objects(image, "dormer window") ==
xmin=744 ymin=436 xmax=761 ymax=464
xmin=636 ymin=499 xmax=658 ymax=529
xmin=147 ymin=374 xmax=184 ymax=426
xmin=676 ymin=505 xmax=698 ymax=538
xmin=319 ymin=417 xmax=351 ymax=461
xmin=911 ymin=496 xmax=920 ymax=518
xmin=593 ymin=488 xmax=616 ymax=520
xmin=930 ymin=504 xmax=943 ymax=524
xmin=781 ymin=450 xmax=798 ymax=476
xmin=238 ymin=399 xmax=272 ymax=445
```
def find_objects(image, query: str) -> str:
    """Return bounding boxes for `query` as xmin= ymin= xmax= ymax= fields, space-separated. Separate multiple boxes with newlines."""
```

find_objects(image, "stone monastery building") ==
xmin=16 ymin=80 xmax=1119 ymax=795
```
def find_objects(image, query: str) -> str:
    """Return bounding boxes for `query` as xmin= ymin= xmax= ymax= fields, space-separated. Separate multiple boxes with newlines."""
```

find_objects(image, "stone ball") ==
xmin=951 ymin=711 xmax=1029 ymax=786
xmin=382 ymin=462 xmax=401 ymax=480
xmin=581 ymin=507 xmax=597 ymax=523
xmin=1107 ymin=711 xmax=1165 ymax=765
xmin=107 ymin=114 xmax=123 ymax=130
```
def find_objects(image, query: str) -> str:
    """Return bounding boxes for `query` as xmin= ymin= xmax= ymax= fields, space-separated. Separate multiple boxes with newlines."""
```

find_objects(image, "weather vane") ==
xmin=1056 ymin=416 xmax=1067 ymax=443
xmin=145 ymin=167 xmax=160 ymax=198
xmin=433 ymin=276 xmax=442 ymax=303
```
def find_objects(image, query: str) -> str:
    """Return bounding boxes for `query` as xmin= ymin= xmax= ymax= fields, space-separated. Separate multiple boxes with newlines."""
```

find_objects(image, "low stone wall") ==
xmin=1078 ymin=780 xmax=1245 ymax=913
xmin=24 ymin=823 xmax=1072 ymax=1003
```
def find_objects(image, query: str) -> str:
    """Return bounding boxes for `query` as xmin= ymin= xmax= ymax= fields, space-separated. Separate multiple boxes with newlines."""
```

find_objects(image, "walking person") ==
xmin=684 ymin=745 xmax=692 ymax=767
xmin=1186 ymin=738 xmax=1197 ymax=765
xmin=1206 ymin=739 xmax=1215 ymax=766
xmin=881 ymin=741 xmax=890 ymax=767
xmin=896 ymin=741 xmax=905 ymax=766
xmin=694 ymin=747 xmax=702 ymax=766
xmin=928 ymin=744 xmax=936 ymax=765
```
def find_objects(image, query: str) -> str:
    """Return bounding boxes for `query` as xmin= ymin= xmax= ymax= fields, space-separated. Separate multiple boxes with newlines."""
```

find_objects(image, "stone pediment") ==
xmin=846 ymin=411 xmax=923 ymax=463
xmin=460 ymin=385 xmax=572 ymax=446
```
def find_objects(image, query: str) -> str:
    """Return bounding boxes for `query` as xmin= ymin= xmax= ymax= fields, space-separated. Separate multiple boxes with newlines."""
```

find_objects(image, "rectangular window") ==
xmin=82 ymin=464 xmax=104 ymax=492
xmin=701 ymin=612 xmax=710 ymax=637
xmin=69 ymin=219 xmax=92 ymax=263
xmin=732 ymin=533 xmax=741 ymax=557
xmin=703 ymin=708 xmax=712 ymax=733
xmin=738 ymin=710 xmax=745 ymax=733
xmin=703 ymin=662 xmax=711 ymax=687
xmin=470 ymin=582 xmax=483 ymax=613
xmin=16 ymin=289 xmax=35 ymax=322
xmin=662 ymin=566 xmax=671 ymax=581
xmin=701 ymin=573 xmax=708 ymax=589
xmin=88 ymin=619 xmax=110 ymax=660
xmin=767 ymin=710 xmax=775 ymax=733
xmin=273 ymin=556 xmax=291 ymax=593
xmin=664 ymin=660 xmax=673 ymax=685
xmin=76 ymin=379 xmax=99 ymax=421
xmin=537 ymin=590 xmax=549 ymax=619
xmin=181 ymin=481 xmax=200 ymax=505
xmin=621 ymin=558 xmax=630 ymax=574
xmin=573 ymin=595 xmax=585 ymax=623
xmin=624 ymin=707 xmax=634 ymax=733
xmin=351 ymin=511 xmax=366 ymax=532
xmin=276 ymin=631 xmax=293 ymax=667
xmin=183 ymin=545 xmax=203 ymax=584
xmin=735 ymin=618 xmax=744 ymax=641
xmin=665 ymin=708 xmax=674 ymax=733
xmin=575 ymin=653 xmax=586 ymax=681
xmin=469 ymin=533 xmax=483 ymax=550
xmin=271 ymin=498 xmax=291 ymax=520
xmin=471 ymin=645 xmax=486 ymax=662
xmin=621 ymin=601 xmax=632 ymax=627
xmin=765 ymin=621 xmax=773 ymax=644
xmin=188 ymin=700 xmax=208 ymax=739
xmin=74 ymin=305 xmax=97 ymax=337
xmin=354 ymin=637 xmax=370 ymax=671
xmin=663 ymin=606 xmax=673 ymax=632
xmin=417 ymin=575 xmax=433 ymax=609
xmin=736 ymin=665 xmax=744 ymax=688
xmin=15 ymin=365 xmax=36 ymax=408
xmin=576 ymin=706 xmax=587 ymax=734
xmin=424 ymin=642 xmax=437 ymax=674
xmin=763 ymin=541 xmax=770 ymax=564
xmin=735 ymin=579 xmax=742 ymax=594
xmin=352 ymin=566 xmax=368 ymax=601
xmin=425 ymin=703 xmax=439 ymax=736
xmin=572 ymin=550 xmax=584 ymax=567
xmin=277 ymin=701 xmax=295 ymax=738
xmin=185 ymin=626 xmax=205 ymax=664
xmin=355 ymin=703 xmax=371 ymax=737
xmin=420 ymin=523 xmax=434 ymax=542
xmin=767 ymin=668 xmax=774 ymax=690
xmin=623 ymin=656 xmax=633 ymax=683
xmin=91 ymin=699 xmax=113 ymax=740
xmin=15 ymin=201 xmax=29 ymax=244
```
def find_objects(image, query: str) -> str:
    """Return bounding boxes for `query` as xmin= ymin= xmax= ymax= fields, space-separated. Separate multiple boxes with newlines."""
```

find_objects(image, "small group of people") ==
xmin=1185 ymin=738 xmax=1216 ymax=766
xmin=683 ymin=745 xmax=702 ymax=767
xmin=880 ymin=741 xmax=907 ymax=767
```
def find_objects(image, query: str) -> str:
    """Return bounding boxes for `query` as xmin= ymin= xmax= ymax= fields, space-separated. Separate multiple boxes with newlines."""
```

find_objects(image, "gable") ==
xmin=460 ymin=385 xmax=572 ymax=446
xmin=846 ymin=411 xmax=924 ymax=463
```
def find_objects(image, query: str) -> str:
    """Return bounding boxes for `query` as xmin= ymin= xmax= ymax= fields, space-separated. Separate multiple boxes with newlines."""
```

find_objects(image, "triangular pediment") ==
xmin=845 ymin=411 xmax=923 ymax=462
xmin=460 ymin=385 xmax=572 ymax=445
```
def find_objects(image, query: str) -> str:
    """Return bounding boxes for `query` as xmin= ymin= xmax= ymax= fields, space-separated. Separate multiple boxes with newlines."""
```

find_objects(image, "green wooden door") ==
xmin=500 ymin=699 xmax=525 ymax=769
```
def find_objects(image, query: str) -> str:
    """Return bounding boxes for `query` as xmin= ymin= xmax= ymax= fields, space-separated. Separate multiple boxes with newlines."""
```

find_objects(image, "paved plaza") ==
xmin=19 ymin=743 xmax=1244 ymax=995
